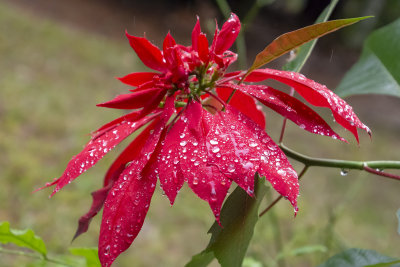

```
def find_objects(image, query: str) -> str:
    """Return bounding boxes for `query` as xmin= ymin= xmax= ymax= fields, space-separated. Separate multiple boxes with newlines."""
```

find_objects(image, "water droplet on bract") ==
xmin=262 ymin=137 xmax=269 ymax=143
xmin=194 ymin=161 xmax=200 ymax=166
xmin=249 ymin=142 xmax=258 ymax=148
xmin=115 ymin=225 xmax=121 ymax=233
xmin=299 ymin=124 xmax=306 ymax=129
xmin=210 ymin=139 xmax=218 ymax=145
xmin=180 ymin=141 xmax=187 ymax=147
xmin=193 ymin=177 xmax=199 ymax=185
xmin=376 ymin=168 xmax=384 ymax=172
xmin=173 ymin=158 xmax=179 ymax=164
xmin=193 ymin=141 xmax=198 ymax=146
xmin=104 ymin=245 xmax=111 ymax=255
xmin=340 ymin=169 xmax=349 ymax=176
xmin=212 ymin=147 xmax=220 ymax=153
xmin=180 ymin=133 xmax=185 ymax=138
xmin=277 ymin=169 xmax=286 ymax=176
xmin=227 ymin=164 xmax=235 ymax=173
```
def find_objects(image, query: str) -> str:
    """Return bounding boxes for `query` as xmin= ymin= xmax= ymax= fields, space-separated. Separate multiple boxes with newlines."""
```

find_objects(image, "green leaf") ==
xmin=0 ymin=221 xmax=47 ymax=257
xmin=69 ymin=247 xmax=101 ymax=267
xmin=317 ymin=248 xmax=400 ymax=267
xmin=282 ymin=0 xmax=339 ymax=72
xmin=246 ymin=16 xmax=371 ymax=75
xmin=335 ymin=18 xmax=400 ymax=98
xmin=185 ymin=176 xmax=268 ymax=267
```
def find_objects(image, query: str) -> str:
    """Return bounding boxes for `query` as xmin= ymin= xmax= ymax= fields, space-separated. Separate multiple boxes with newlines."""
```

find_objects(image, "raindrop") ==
xmin=193 ymin=177 xmax=199 ymax=185
xmin=277 ymin=169 xmax=286 ymax=176
xmin=115 ymin=225 xmax=121 ymax=233
xmin=212 ymin=147 xmax=220 ymax=153
xmin=227 ymin=164 xmax=235 ymax=173
xmin=340 ymin=169 xmax=349 ymax=176
xmin=249 ymin=142 xmax=258 ymax=148
xmin=180 ymin=141 xmax=187 ymax=147
xmin=180 ymin=133 xmax=185 ymax=139
xmin=210 ymin=139 xmax=218 ymax=145
xmin=194 ymin=161 xmax=200 ymax=166
xmin=104 ymin=245 xmax=111 ymax=256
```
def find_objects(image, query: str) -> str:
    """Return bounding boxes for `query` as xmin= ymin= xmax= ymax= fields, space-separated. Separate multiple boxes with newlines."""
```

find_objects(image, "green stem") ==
xmin=0 ymin=247 xmax=72 ymax=267
xmin=266 ymin=193 xmax=286 ymax=267
xmin=280 ymin=144 xmax=400 ymax=171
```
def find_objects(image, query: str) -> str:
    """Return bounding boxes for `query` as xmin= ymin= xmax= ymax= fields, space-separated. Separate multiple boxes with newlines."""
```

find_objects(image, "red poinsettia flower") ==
xmin=42 ymin=13 xmax=370 ymax=267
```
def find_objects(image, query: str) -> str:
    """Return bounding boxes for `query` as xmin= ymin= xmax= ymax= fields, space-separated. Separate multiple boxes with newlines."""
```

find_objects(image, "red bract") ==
xmin=42 ymin=13 xmax=370 ymax=267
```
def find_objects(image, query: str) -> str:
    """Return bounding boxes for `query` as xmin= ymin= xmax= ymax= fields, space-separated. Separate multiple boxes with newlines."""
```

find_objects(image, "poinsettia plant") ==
xmin=38 ymin=8 xmax=400 ymax=267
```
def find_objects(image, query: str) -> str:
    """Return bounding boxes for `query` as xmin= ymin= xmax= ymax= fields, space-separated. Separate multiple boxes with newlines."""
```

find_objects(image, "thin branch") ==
xmin=278 ymin=88 xmax=295 ymax=143
xmin=0 ymin=247 xmax=73 ymax=267
xmin=259 ymin=166 xmax=309 ymax=217
xmin=280 ymin=144 xmax=400 ymax=170
xmin=363 ymin=164 xmax=400 ymax=181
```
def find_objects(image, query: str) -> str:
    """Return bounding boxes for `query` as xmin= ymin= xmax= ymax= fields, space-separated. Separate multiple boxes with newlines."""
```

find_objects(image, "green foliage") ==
xmin=336 ymin=18 xmax=400 ymax=98
xmin=69 ymin=248 xmax=101 ymax=267
xmin=317 ymin=248 xmax=400 ymax=267
xmin=283 ymin=0 xmax=338 ymax=72
xmin=185 ymin=176 xmax=268 ymax=267
xmin=0 ymin=221 xmax=101 ymax=267
xmin=246 ymin=16 xmax=371 ymax=74
xmin=0 ymin=221 xmax=47 ymax=258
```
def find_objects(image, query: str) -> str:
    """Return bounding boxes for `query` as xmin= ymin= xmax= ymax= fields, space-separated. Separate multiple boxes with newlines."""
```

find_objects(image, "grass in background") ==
xmin=0 ymin=2 xmax=399 ymax=266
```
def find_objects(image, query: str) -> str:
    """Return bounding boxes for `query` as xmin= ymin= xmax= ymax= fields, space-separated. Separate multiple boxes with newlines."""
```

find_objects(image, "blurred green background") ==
xmin=0 ymin=0 xmax=399 ymax=266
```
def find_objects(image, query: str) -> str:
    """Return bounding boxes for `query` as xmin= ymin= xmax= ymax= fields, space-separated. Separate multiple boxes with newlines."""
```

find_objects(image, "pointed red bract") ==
xmin=205 ymin=109 xmax=260 ymax=196
xmin=214 ymin=13 xmax=241 ymax=55
xmin=229 ymin=108 xmax=299 ymax=209
xmin=98 ymin=97 xmax=175 ymax=267
xmin=117 ymin=72 xmax=157 ymax=87
xmin=125 ymin=32 xmax=167 ymax=72
xmin=99 ymin=160 xmax=157 ymax=267
xmin=244 ymin=69 xmax=370 ymax=142
xmin=47 ymin=115 xmax=155 ymax=196
xmin=219 ymin=84 xmax=345 ymax=141
xmin=97 ymin=88 xmax=162 ymax=110
xmin=73 ymin=185 xmax=112 ymax=241
xmin=216 ymin=86 xmax=266 ymax=129
xmin=198 ymin=33 xmax=209 ymax=63
xmin=191 ymin=17 xmax=201 ymax=52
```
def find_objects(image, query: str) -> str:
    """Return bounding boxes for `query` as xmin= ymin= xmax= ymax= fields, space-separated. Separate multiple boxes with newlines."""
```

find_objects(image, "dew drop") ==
xmin=212 ymin=147 xmax=220 ymax=153
xmin=340 ymin=169 xmax=349 ymax=176
xmin=104 ymin=245 xmax=111 ymax=256
xmin=180 ymin=133 xmax=185 ymax=138
xmin=227 ymin=164 xmax=235 ymax=173
xmin=249 ymin=142 xmax=258 ymax=148
xmin=180 ymin=141 xmax=187 ymax=147
xmin=210 ymin=139 xmax=218 ymax=145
